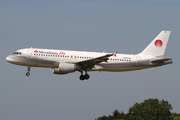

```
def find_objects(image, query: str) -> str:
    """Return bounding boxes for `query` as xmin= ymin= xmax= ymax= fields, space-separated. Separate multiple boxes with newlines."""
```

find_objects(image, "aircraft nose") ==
xmin=6 ymin=55 xmax=13 ymax=63
xmin=6 ymin=56 xmax=10 ymax=62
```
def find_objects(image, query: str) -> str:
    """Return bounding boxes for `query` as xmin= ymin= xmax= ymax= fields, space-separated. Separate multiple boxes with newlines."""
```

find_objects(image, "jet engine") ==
xmin=53 ymin=63 xmax=76 ymax=75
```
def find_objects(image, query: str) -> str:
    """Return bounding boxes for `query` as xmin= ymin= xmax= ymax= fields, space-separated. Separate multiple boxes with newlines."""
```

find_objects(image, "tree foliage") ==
xmin=95 ymin=109 xmax=133 ymax=120
xmin=171 ymin=113 xmax=180 ymax=120
xmin=95 ymin=98 xmax=176 ymax=120
xmin=113 ymin=109 xmax=120 ymax=119
xmin=130 ymin=98 xmax=172 ymax=120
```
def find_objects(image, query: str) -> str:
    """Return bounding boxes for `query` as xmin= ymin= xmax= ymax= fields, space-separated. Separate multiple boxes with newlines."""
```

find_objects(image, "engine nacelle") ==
xmin=53 ymin=63 xmax=75 ymax=75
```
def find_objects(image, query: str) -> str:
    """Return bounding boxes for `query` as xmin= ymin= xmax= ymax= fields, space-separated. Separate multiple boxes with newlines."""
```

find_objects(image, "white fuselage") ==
xmin=6 ymin=48 xmax=168 ymax=72
xmin=5 ymin=31 xmax=172 ymax=80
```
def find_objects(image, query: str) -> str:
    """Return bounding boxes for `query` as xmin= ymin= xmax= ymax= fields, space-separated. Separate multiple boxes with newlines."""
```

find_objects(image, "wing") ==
xmin=76 ymin=52 xmax=117 ymax=69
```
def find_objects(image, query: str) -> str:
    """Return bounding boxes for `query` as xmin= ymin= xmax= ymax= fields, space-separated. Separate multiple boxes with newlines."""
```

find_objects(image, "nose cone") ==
xmin=6 ymin=55 xmax=14 ymax=63
xmin=6 ymin=56 xmax=10 ymax=62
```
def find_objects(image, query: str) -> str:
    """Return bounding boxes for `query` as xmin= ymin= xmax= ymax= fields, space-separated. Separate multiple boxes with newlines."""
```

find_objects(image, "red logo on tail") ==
xmin=154 ymin=40 xmax=163 ymax=47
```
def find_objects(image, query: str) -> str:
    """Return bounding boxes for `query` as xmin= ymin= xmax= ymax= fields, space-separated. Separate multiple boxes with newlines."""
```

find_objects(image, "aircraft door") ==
xmin=27 ymin=50 xmax=32 ymax=59
xmin=136 ymin=56 xmax=141 ymax=65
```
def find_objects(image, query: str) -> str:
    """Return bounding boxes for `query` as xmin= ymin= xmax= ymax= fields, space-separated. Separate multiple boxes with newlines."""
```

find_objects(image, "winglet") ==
xmin=112 ymin=52 xmax=118 ymax=57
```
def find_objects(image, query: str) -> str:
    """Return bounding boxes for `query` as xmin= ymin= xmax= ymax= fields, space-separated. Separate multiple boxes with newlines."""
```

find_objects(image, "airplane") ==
xmin=6 ymin=30 xmax=172 ymax=80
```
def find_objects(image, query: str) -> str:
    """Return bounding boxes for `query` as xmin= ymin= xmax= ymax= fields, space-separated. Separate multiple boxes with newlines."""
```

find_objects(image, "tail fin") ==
xmin=140 ymin=30 xmax=171 ymax=58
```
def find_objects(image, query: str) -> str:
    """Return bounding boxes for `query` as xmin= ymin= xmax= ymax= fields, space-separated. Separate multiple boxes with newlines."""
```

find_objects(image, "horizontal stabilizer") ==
xmin=151 ymin=58 xmax=172 ymax=63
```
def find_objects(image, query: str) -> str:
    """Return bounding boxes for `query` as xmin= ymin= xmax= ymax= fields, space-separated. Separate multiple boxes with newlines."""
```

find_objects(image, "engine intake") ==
xmin=53 ymin=63 xmax=75 ymax=75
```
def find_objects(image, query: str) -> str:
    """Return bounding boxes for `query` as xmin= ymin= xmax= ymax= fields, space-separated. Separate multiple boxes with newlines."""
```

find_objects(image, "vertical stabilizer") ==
xmin=140 ymin=31 xmax=171 ymax=58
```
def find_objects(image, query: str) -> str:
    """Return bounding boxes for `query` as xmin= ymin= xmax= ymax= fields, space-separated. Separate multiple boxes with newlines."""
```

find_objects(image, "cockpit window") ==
xmin=13 ymin=52 xmax=21 ymax=55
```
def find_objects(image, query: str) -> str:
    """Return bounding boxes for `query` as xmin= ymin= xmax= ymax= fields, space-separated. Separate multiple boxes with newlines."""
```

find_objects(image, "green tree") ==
xmin=128 ymin=107 xmax=132 ymax=115
xmin=130 ymin=98 xmax=173 ymax=120
xmin=112 ymin=109 xmax=120 ymax=119
xmin=171 ymin=112 xmax=180 ymax=120
xmin=95 ymin=115 xmax=112 ymax=120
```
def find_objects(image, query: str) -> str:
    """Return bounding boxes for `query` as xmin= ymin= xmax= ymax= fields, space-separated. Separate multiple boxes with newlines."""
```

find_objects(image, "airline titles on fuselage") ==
xmin=34 ymin=50 xmax=64 ymax=55
xmin=33 ymin=50 xmax=131 ymax=62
